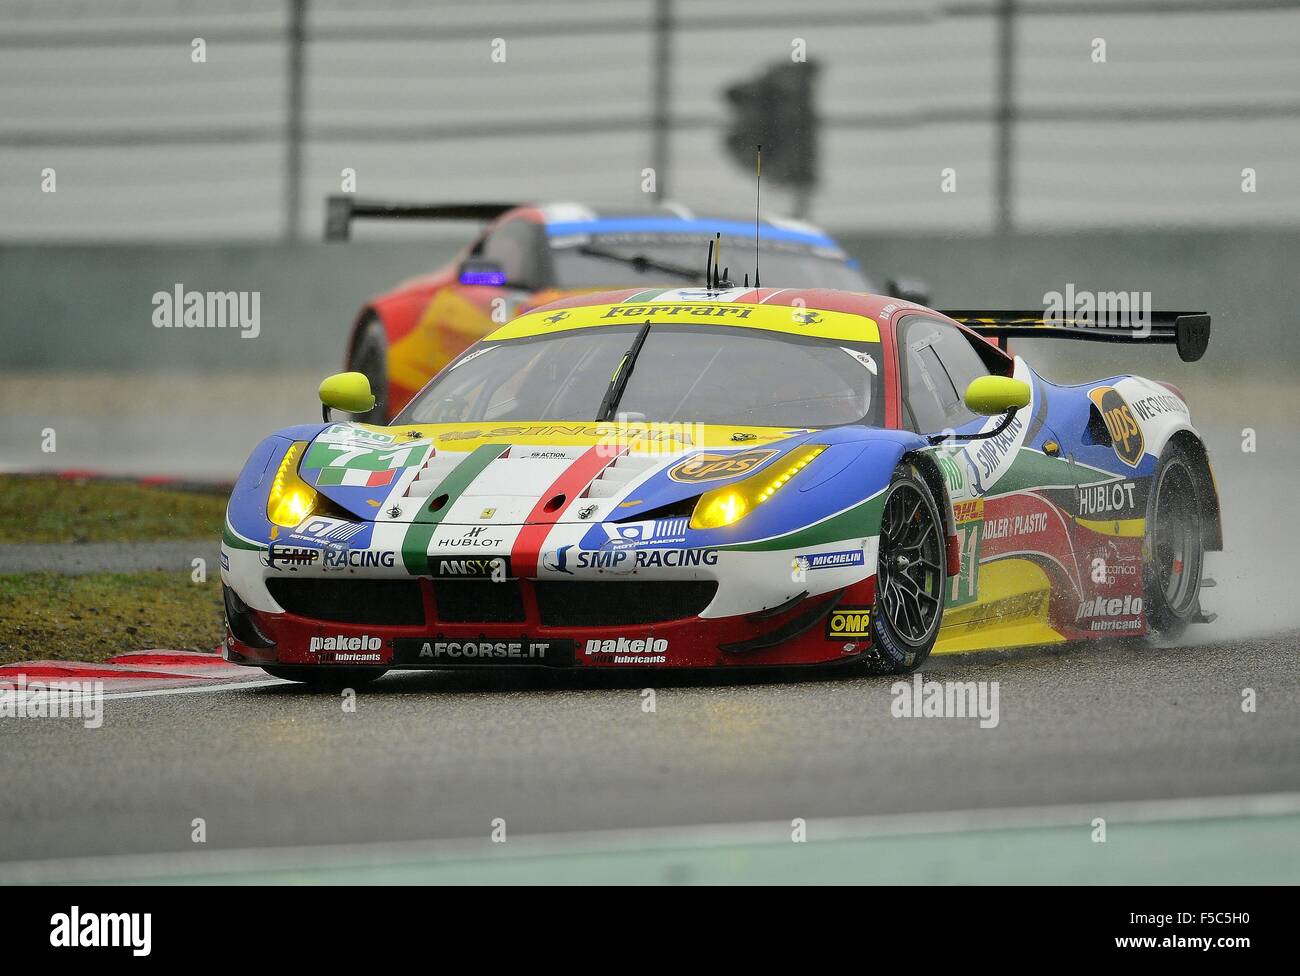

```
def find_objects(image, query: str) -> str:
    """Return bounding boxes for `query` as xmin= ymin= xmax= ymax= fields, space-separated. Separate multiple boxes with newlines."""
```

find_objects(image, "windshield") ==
xmin=396 ymin=324 xmax=883 ymax=429
xmin=549 ymin=234 xmax=867 ymax=290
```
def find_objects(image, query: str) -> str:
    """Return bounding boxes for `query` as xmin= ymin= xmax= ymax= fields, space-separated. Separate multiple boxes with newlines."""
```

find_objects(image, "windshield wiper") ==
xmin=597 ymin=322 xmax=651 ymax=421
xmin=577 ymin=245 xmax=701 ymax=282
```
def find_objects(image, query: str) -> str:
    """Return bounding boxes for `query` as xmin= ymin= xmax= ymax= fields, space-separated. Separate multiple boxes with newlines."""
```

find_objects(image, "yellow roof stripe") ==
xmin=375 ymin=421 xmax=807 ymax=452
xmin=487 ymin=302 xmax=880 ymax=344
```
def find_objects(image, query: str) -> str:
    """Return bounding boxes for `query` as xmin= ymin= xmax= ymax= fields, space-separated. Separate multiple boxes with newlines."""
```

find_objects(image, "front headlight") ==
xmin=266 ymin=441 xmax=317 ymax=528
xmin=690 ymin=445 xmax=826 ymax=530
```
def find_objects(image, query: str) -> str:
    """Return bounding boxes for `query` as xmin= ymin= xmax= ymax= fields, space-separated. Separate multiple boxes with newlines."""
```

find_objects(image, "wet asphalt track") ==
xmin=1 ymin=630 xmax=1296 ymax=870
xmin=2 ymin=404 xmax=1297 ymax=879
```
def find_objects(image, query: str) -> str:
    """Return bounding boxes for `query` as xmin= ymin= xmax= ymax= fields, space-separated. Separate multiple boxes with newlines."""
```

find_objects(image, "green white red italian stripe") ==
xmin=399 ymin=443 xmax=510 ymax=573
xmin=509 ymin=444 xmax=621 ymax=576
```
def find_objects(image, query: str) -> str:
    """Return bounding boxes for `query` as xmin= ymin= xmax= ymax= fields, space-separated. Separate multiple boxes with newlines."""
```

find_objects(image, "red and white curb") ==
xmin=0 ymin=649 xmax=283 ymax=697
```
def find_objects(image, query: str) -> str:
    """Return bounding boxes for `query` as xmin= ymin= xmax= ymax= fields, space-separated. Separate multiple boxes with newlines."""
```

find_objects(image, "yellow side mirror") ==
xmin=963 ymin=376 xmax=1031 ymax=416
xmin=319 ymin=372 xmax=376 ymax=415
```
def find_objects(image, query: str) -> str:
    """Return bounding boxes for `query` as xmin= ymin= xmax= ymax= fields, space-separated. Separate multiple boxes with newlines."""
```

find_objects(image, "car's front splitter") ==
xmin=223 ymin=577 xmax=877 ymax=671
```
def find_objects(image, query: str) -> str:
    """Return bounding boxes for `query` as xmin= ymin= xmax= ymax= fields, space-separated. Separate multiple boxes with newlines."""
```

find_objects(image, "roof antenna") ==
xmin=705 ymin=237 xmax=714 ymax=289
xmin=712 ymin=232 xmax=721 ymax=290
xmin=753 ymin=144 xmax=762 ymax=289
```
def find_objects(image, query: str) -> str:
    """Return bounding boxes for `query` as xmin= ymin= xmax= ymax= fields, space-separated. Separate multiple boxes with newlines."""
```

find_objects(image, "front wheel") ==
xmin=1143 ymin=447 xmax=1206 ymax=640
xmin=867 ymin=465 xmax=947 ymax=674
xmin=263 ymin=666 xmax=389 ymax=688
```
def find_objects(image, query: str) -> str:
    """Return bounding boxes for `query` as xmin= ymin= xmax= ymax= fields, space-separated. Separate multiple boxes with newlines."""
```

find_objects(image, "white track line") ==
xmin=97 ymin=678 xmax=289 ymax=700
xmin=2 ymin=791 xmax=1297 ymax=884
xmin=7 ymin=677 xmax=287 ymax=707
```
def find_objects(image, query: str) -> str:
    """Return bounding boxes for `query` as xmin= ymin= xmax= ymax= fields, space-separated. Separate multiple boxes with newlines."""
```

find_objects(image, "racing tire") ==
xmin=865 ymin=465 xmax=948 ymax=675
xmin=347 ymin=315 xmax=390 ymax=424
xmin=263 ymin=666 xmax=389 ymax=688
xmin=1143 ymin=445 xmax=1207 ymax=641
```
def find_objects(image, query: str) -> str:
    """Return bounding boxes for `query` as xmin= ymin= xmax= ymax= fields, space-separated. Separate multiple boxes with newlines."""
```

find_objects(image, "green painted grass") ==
xmin=0 ymin=476 xmax=226 ymax=543
xmin=0 ymin=571 xmax=223 ymax=664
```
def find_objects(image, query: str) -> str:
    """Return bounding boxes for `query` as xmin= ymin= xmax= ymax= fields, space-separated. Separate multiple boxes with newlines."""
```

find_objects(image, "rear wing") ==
xmin=324 ymin=195 xmax=519 ymax=241
xmin=939 ymin=310 xmax=1211 ymax=363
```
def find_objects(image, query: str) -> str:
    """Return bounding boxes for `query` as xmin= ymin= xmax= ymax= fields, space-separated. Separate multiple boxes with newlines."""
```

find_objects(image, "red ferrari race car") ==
xmin=327 ymin=196 xmax=927 ymax=421
xmin=221 ymin=285 xmax=1217 ymax=687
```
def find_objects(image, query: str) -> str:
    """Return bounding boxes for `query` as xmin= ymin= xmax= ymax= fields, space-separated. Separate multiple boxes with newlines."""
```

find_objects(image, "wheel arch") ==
xmin=1166 ymin=429 xmax=1223 ymax=552
xmin=902 ymin=449 xmax=961 ymax=577
xmin=344 ymin=306 xmax=384 ymax=369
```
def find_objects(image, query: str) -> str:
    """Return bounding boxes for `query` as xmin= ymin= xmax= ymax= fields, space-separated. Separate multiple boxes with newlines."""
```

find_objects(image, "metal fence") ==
xmin=2 ymin=0 xmax=1298 ymax=240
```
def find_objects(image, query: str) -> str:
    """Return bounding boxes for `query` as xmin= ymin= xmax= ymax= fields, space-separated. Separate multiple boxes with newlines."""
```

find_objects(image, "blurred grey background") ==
xmin=5 ymin=0 xmax=1299 ymax=237
xmin=1 ymin=0 xmax=1297 ymax=477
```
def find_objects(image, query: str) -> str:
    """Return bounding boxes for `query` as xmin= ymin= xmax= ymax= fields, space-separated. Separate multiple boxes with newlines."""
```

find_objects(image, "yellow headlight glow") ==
xmin=690 ymin=445 xmax=826 ymax=530
xmin=692 ymin=489 xmax=750 ymax=530
xmin=266 ymin=441 xmax=317 ymax=528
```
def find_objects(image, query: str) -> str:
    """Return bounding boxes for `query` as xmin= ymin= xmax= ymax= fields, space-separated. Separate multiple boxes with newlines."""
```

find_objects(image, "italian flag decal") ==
xmin=316 ymin=468 xmax=396 ymax=487
xmin=305 ymin=440 xmax=429 ymax=488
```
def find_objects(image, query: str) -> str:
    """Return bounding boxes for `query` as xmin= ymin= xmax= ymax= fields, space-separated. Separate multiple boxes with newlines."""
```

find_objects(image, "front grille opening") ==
xmin=534 ymin=580 xmax=718 ymax=627
xmin=266 ymin=579 xmax=425 ymax=625
xmin=432 ymin=580 xmax=526 ymax=623
xmin=614 ymin=495 xmax=697 ymax=523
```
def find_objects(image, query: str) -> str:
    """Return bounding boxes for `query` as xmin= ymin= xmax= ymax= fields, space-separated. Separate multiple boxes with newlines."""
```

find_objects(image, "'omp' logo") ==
xmin=826 ymin=607 xmax=872 ymax=640
xmin=1088 ymin=386 xmax=1144 ymax=468
xmin=668 ymin=449 xmax=777 ymax=484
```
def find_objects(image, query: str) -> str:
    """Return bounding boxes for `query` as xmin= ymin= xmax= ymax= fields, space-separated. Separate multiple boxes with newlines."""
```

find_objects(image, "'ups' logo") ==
xmin=668 ymin=448 xmax=778 ymax=484
xmin=1088 ymin=386 xmax=1144 ymax=468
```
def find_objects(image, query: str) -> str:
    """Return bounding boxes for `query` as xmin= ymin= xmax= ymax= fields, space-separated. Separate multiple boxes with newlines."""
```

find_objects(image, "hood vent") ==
xmin=406 ymin=449 xmax=460 ymax=497
xmin=583 ymin=453 xmax=658 ymax=498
